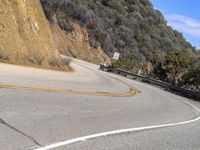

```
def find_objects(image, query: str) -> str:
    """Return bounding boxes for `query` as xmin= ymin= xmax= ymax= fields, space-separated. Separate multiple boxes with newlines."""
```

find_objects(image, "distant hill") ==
xmin=41 ymin=0 xmax=197 ymax=63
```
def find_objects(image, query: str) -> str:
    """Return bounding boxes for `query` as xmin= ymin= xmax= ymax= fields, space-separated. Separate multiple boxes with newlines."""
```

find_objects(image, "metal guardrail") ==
xmin=100 ymin=65 xmax=200 ymax=100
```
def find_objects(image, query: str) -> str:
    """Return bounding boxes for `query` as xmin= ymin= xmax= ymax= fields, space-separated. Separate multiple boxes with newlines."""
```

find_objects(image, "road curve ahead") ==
xmin=0 ymin=58 xmax=200 ymax=150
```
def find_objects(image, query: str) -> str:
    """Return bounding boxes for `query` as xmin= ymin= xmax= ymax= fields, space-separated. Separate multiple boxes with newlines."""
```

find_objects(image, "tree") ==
xmin=183 ymin=58 xmax=200 ymax=90
xmin=163 ymin=50 xmax=192 ymax=85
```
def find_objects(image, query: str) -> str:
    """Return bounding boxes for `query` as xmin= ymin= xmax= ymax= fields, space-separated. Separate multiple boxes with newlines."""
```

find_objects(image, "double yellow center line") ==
xmin=0 ymin=74 xmax=139 ymax=97
xmin=0 ymin=83 xmax=139 ymax=97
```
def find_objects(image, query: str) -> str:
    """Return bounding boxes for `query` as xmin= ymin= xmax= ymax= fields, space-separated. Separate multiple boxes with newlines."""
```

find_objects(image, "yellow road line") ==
xmin=0 ymin=72 xmax=140 ymax=97
xmin=0 ymin=84 xmax=139 ymax=97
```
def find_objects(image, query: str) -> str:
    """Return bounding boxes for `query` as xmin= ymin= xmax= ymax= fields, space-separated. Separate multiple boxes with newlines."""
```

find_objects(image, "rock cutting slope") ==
xmin=0 ymin=0 xmax=66 ymax=69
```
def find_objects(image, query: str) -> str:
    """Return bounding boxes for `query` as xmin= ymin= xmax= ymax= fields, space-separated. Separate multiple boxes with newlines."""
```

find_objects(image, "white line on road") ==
xmin=34 ymin=96 xmax=200 ymax=150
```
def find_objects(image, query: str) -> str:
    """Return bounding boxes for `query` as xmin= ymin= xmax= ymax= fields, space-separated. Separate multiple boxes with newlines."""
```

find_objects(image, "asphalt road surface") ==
xmin=0 ymin=58 xmax=200 ymax=150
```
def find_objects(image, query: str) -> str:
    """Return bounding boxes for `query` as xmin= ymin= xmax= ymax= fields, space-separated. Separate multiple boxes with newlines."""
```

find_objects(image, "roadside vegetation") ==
xmin=113 ymin=50 xmax=200 ymax=91
xmin=153 ymin=50 xmax=200 ymax=91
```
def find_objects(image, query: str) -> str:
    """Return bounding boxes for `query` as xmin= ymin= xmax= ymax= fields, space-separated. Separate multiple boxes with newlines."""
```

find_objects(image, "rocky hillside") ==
xmin=0 ymin=0 xmax=69 ymax=70
xmin=41 ymin=0 xmax=197 ymax=63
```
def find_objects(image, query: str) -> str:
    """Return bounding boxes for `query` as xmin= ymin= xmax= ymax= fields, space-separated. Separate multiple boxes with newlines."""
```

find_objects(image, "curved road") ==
xmin=0 ymin=58 xmax=199 ymax=150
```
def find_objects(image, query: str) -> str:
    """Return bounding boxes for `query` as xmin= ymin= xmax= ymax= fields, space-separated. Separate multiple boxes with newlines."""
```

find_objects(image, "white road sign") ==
xmin=113 ymin=52 xmax=120 ymax=60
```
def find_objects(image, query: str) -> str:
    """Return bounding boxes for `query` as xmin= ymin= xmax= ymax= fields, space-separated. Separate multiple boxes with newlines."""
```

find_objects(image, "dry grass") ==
xmin=0 ymin=57 xmax=74 ymax=72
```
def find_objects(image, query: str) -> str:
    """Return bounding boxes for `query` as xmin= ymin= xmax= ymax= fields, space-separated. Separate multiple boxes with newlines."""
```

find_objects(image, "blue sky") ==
xmin=151 ymin=0 xmax=200 ymax=49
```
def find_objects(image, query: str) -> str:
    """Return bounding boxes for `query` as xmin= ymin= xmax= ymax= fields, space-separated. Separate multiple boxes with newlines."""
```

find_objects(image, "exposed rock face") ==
xmin=51 ymin=21 xmax=111 ymax=64
xmin=0 ymin=0 xmax=61 ymax=67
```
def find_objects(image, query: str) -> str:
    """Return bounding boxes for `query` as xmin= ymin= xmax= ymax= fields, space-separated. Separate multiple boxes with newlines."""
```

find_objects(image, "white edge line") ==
xmin=35 ymin=97 xmax=200 ymax=150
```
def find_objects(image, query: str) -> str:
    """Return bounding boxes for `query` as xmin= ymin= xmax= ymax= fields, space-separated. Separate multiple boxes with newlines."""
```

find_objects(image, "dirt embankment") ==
xmin=0 ymin=0 xmax=70 ymax=70
xmin=51 ymin=20 xmax=111 ymax=65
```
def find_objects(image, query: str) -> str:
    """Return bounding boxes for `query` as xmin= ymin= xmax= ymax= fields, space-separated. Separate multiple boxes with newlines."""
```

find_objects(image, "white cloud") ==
xmin=166 ymin=14 xmax=200 ymax=38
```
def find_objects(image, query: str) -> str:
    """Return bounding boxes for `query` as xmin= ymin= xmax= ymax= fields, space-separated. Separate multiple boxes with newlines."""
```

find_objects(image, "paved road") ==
xmin=0 ymin=58 xmax=199 ymax=150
